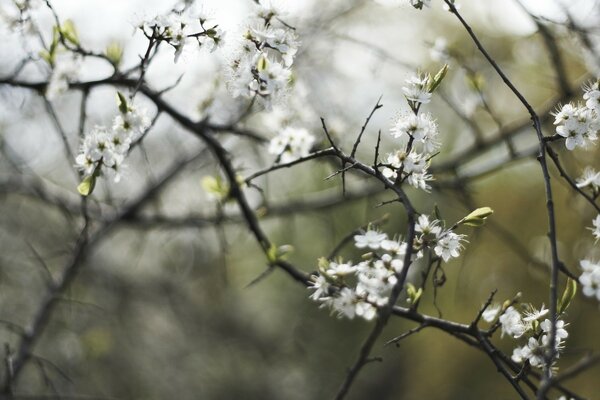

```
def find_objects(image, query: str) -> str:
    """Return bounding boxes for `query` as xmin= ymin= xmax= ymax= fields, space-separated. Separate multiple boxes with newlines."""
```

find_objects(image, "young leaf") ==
xmin=558 ymin=278 xmax=577 ymax=315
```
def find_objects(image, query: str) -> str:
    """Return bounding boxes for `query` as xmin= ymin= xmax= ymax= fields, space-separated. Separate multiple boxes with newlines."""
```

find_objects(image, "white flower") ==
xmin=402 ymin=73 xmax=431 ymax=104
xmin=482 ymin=304 xmax=501 ymax=323
xmin=308 ymin=274 xmax=330 ymax=301
xmin=522 ymin=304 xmax=549 ymax=322
xmin=579 ymin=259 xmax=600 ymax=300
xmin=591 ymin=215 xmax=600 ymax=241
xmin=434 ymin=231 xmax=465 ymax=262
xmin=112 ymin=105 xmax=151 ymax=142
xmin=390 ymin=113 xmax=440 ymax=153
xmin=326 ymin=262 xmax=357 ymax=277
xmin=410 ymin=0 xmax=431 ymax=10
xmin=46 ymin=54 xmax=80 ymax=101
xmin=430 ymin=37 xmax=449 ymax=62
xmin=576 ymin=167 xmax=600 ymax=190
xmin=540 ymin=319 xmax=569 ymax=347
xmin=499 ymin=306 xmax=526 ymax=338
xmin=555 ymin=104 xmax=598 ymax=150
xmin=415 ymin=214 xmax=442 ymax=236
xmin=354 ymin=230 xmax=388 ymax=250
xmin=355 ymin=300 xmax=377 ymax=320
xmin=267 ymin=126 xmax=315 ymax=163
xmin=583 ymin=81 xmax=600 ymax=111
xmin=331 ymin=287 xmax=358 ymax=319
xmin=511 ymin=337 xmax=544 ymax=367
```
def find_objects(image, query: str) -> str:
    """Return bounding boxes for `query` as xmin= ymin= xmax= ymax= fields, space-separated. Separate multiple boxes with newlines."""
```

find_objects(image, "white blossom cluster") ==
xmin=139 ymin=9 xmax=223 ymax=62
xmin=75 ymin=97 xmax=150 ymax=183
xmin=576 ymin=167 xmax=600 ymax=193
xmin=45 ymin=53 xmax=80 ymax=100
xmin=553 ymin=81 xmax=600 ymax=150
xmin=308 ymin=229 xmax=412 ymax=321
xmin=308 ymin=218 xmax=466 ymax=321
xmin=415 ymin=214 xmax=466 ymax=262
xmin=494 ymin=304 xmax=568 ymax=369
xmin=228 ymin=1 xmax=299 ymax=109
xmin=382 ymin=72 xmax=442 ymax=191
xmin=267 ymin=126 xmax=315 ymax=163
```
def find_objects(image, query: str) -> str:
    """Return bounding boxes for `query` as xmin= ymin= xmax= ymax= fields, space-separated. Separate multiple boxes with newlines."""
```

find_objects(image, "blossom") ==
xmin=430 ymin=37 xmax=449 ymax=62
xmin=415 ymin=214 xmax=441 ymax=236
xmin=576 ymin=167 xmax=600 ymax=190
xmin=579 ymin=259 xmax=600 ymax=300
xmin=331 ymin=287 xmax=358 ymax=319
xmin=482 ymin=304 xmax=501 ymax=323
xmin=511 ymin=337 xmax=544 ymax=367
xmin=46 ymin=54 xmax=80 ymax=100
xmin=267 ymin=126 xmax=315 ymax=163
xmin=75 ymin=126 xmax=125 ymax=182
xmin=540 ymin=319 xmax=568 ymax=348
xmin=522 ymin=304 xmax=549 ymax=322
xmin=390 ymin=113 xmax=440 ymax=153
xmin=308 ymin=274 xmax=330 ymax=301
xmin=554 ymin=103 xmax=598 ymax=150
xmin=583 ymin=81 xmax=600 ymax=111
xmin=591 ymin=215 xmax=600 ymax=241
xmin=499 ymin=306 xmax=526 ymax=338
xmin=326 ymin=261 xmax=357 ymax=277
xmin=354 ymin=230 xmax=387 ymax=250
xmin=433 ymin=231 xmax=465 ymax=262
xmin=402 ymin=73 xmax=431 ymax=104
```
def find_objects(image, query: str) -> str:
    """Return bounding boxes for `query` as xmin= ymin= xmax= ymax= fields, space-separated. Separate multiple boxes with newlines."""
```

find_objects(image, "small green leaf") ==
xmin=116 ymin=91 xmax=129 ymax=114
xmin=406 ymin=283 xmax=423 ymax=304
xmin=61 ymin=20 xmax=79 ymax=45
xmin=105 ymin=41 xmax=123 ymax=66
xmin=77 ymin=175 xmax=96 ymax=197
xmin=558 ymin=278 xmax=577 ymax=315
xmin=39 ymin=50 xmax=54 ymax=66
xmin=428 ymin=64 xmax=449 ymax=93
xmin=266 ymin=243 xmax=278 ymax=264
xmin=461 ymin=207 xmax=494 ymax=227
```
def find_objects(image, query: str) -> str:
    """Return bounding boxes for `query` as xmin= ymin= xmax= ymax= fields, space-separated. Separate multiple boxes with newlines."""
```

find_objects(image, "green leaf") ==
xmin=266 ymin=243 xmax=278 ymax=264
xmin=61 ymin=19 xmax=79 ymax=45
xmin=77 ymin=175 xmax=96 ymax=197
xmin=116 ymin=91 xmax=129 ymax=114
xmin=39 ymin=50 xmax=54 ymax=66
xmin=105 ymin=41 xmax=123 ymax=66
xmin=406 ymin=283 xmax=423 ymax=304
xmin=558 ymin=278 xmax=577 ymax=315
xmin=428 ymin=64 xmax=449 ymax=93
xmin=461 ymin=207 xmax=494 ymax=227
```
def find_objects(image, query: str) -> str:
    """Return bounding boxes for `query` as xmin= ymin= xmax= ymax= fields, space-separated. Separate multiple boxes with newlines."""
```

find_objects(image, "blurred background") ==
xmin=1 ymin=0 xmax=600 ymax=398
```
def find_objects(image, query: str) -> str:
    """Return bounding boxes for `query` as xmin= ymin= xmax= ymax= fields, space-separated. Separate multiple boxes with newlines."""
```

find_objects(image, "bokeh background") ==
xmin=1 ymin=0 xmax=600 ymax=398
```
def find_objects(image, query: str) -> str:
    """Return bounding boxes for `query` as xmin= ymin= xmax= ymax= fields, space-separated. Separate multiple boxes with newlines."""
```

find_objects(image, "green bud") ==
xmin=558 ymin=278 xmax=577 ymax=315
xmin=460 ymin=207 xmax=494 ymax=227
xmin=105 ymin=42 xmax=123 ymax=66
xmin=116 ymin=91 xmax=129 ymax=114
xmin=61 ymin=20 xmax=79 ymax=45
xmin=428 ymin=64 xmax=449 ymax=93
xmin=77 ymin=175 xmax=96 ymax=197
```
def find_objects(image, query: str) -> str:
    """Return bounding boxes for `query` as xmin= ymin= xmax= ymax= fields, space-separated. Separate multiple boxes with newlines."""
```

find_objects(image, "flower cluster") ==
xmin=495 ymin=304 xmax=568 ymax=369
xmin=553 ymin=81 xmax=600 ymax=150
xmin=139 ymin=9 xmax=223 ymax=62
xmin=75 ymin=94 xmax=150 ymax=186
xmin=267 ymin=126 xmax=315 ymax=163
xmin=415 ymin=214 xmax=466 ymax=262
xmin=308 ymin=229 xmax=411 ymax=321
xmin=382 ymin=69 xmax=445 ymax=191
xmin=308 ymin=218 xmax=467 ymax=321
xmin=228 ymin=1 xmax=299 ymax=109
